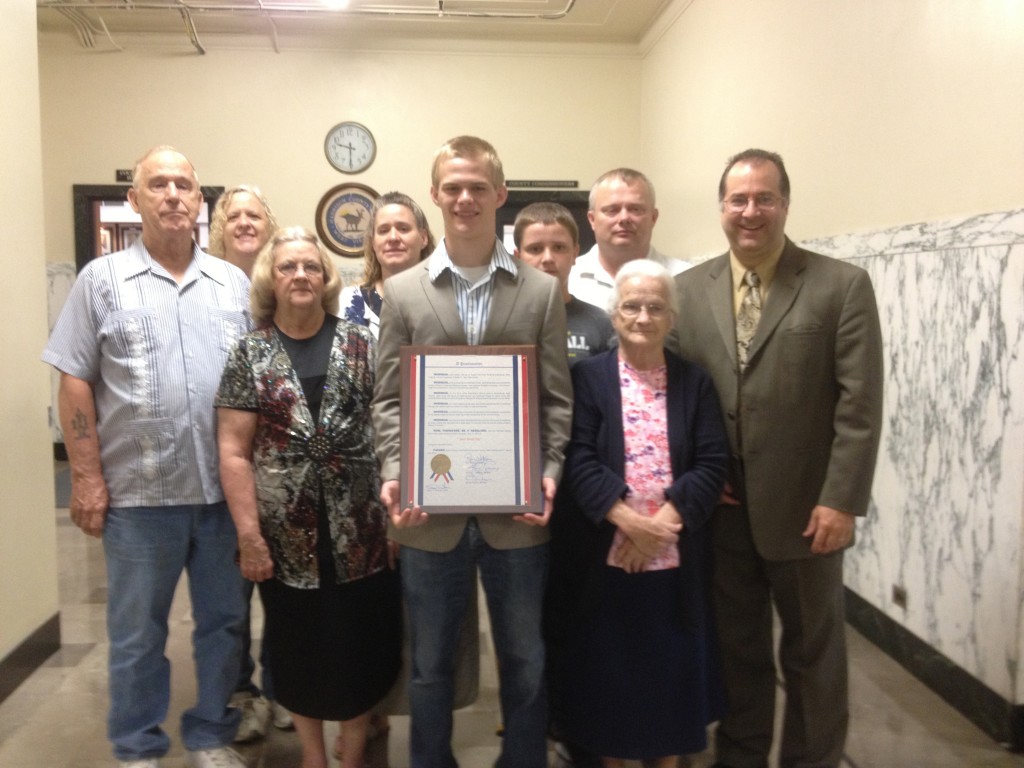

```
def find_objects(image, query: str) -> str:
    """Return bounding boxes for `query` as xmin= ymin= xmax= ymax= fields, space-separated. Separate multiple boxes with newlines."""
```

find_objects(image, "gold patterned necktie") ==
xmin=736 ymin=269 xmax=762 ymax=371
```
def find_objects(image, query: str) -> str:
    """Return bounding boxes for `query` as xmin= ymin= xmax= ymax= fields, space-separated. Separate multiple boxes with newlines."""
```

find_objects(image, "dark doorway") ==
xmin=72 ymin=184 xmax=224 ymax=272
xmin=496 ymin=190 xmax=593 ymax=254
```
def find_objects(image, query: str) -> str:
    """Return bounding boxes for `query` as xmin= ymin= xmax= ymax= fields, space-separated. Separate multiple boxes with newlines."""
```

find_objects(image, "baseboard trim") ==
xmin=0 ymin=614 xmax=61 ymax=704
xmin=845 ymin=587 xmax=1024 ymax=751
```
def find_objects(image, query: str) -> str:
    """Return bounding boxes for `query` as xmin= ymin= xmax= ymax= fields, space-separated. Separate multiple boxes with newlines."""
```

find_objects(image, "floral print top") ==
xmin=216 ymin=319 xmax=389 ymax=589
xmin=606 ymin=357 xmax=680 ymax=570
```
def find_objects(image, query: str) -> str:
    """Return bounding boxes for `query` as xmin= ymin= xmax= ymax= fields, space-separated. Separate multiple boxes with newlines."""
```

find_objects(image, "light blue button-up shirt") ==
xmin=43 ymin=240 xmax=251 ymax=507
xmin=428 ymin=238 xmax=518 ymax=346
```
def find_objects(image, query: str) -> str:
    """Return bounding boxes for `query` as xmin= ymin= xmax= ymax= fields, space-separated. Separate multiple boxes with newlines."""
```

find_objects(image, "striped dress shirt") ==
xmin=427 ymin=238 xmax=518 ymax=345
xmin=43 ymin=240 xmax=251 ymax=507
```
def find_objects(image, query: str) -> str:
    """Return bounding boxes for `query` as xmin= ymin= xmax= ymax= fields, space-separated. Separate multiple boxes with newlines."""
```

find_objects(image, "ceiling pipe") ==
xmin=95 ymin=13 xmax=127 ymax=50
xmin=38 ymin=1 xmax=577 ymax=21
xmin=38 ymin=0 xmax=577 ymax=53
xmin=55 ymin=6 xmax=126 ymax=51
xmin=54 ymin=7 xmax=96 ymax=47
xmin=178 ymin=6 xmax=206 ymax=53
xmin=265 ymin=13 xmax=281 ymax=54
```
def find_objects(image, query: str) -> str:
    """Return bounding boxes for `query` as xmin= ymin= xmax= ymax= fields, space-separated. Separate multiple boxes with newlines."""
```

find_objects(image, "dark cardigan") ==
xmin=547 ymin=347 xmax=729 ymax=632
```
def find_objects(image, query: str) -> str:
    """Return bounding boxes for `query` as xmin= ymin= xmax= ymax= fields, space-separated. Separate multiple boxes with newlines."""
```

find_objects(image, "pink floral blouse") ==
xmin=606 ymin=357 xmax=680 ymax=570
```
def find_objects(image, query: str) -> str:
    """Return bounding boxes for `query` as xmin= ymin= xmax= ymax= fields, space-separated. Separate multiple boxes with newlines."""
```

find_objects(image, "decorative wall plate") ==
xmin=315 ymin=182 xmax=379 ymax=257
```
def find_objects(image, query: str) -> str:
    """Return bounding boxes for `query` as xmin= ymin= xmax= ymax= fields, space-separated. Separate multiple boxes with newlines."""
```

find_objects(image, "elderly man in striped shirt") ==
xmin=44 ymin=147 xmax=251 ymax=768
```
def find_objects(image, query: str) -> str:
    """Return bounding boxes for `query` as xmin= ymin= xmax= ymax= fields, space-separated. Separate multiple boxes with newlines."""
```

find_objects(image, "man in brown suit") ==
xmin=372 ymin=136 xmax=572 ymax=768
xmin=671 ymin=149 xmax=883 ymax=768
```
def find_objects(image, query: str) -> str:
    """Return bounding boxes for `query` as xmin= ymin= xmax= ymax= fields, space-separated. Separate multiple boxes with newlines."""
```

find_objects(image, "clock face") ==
xmin=325 ymin=122 xmax=376 ymax=174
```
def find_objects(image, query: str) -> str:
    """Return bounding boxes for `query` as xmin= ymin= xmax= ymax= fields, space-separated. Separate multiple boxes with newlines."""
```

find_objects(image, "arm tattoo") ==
xmin=70 ymin=408 xmax=92 ymax=440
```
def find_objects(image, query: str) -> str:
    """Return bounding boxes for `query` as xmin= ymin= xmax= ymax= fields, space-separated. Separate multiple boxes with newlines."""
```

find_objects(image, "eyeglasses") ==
xmin=618 ymin=302 xmax=670 ymax=318
xmin=723 ymin=193 xmax=785 ymax=212
xmin=275 ymin=261 xmax=323 ymax=276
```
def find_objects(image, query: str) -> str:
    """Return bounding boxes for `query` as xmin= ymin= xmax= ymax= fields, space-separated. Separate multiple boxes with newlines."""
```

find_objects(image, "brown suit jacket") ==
xmin=372 ymin=251 xmax=573 ymax=553
xmin=671 ymin=238 xmax=883 ymax=561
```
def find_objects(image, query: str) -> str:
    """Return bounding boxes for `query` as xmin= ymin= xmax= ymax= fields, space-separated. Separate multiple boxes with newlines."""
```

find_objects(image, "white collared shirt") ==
xmin=568 ymin=245 xmax=691 ymax=310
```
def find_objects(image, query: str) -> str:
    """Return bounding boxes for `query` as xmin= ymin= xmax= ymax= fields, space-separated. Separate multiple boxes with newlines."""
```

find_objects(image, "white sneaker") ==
xmin=231 ymin=692 xmax=269 ymax=743
xmin=118 ymin=761 xmax=158 ymax=768
xmin=269 ymin=700 xmax=294 ymax=730
xmin=187 ymin=747 xmax=246 ymax=768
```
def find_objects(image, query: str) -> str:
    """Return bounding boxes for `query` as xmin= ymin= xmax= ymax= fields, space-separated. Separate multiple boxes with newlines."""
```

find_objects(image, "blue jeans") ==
xmin=401 ymin=519 xmax=549 ymax=768
xmin=103 ymin=504 xmax=245 ymax=760
xmin=235 ymin=579 xmax=275 ymax=700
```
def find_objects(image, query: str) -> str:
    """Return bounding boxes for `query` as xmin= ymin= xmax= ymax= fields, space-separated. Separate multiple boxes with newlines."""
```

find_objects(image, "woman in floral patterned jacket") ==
xmin=216 ymin=227 xmax=400 ymax=768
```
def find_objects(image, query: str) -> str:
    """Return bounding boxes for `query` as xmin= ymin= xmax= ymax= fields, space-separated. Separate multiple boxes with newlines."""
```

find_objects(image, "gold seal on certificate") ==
xmin=430 ymin=454 xmax=453 ymax=482
xmin=399 ymin=345 xmax=543 ymax=514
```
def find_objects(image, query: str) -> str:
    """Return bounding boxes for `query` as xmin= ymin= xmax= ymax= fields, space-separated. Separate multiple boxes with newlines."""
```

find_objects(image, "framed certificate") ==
xmin=399 ymin=345 xmax=543 ymax=514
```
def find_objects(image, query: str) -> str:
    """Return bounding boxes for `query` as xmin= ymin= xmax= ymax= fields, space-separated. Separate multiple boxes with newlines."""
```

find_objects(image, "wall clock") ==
xmin=315 ymin=182 xmax=379 ymax=257
xmin=324 ymin=121 xmax=376 ymax=174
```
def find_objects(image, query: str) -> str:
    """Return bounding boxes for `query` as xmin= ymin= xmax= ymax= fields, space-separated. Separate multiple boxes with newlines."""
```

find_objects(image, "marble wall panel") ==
xmin=803 ymin=210 xmax=1024 ymax=702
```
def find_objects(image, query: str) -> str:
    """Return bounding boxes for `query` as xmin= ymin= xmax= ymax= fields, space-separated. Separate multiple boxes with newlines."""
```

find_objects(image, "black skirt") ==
xmin=560 ymin=565 xmax=715 ymax=759
xmin=259 ymin=566 xmax=402 ymax=721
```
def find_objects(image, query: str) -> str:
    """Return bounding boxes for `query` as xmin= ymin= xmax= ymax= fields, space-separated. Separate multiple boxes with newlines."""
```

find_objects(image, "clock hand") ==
xmin=343 ymin=141 xmax=355 ymax=164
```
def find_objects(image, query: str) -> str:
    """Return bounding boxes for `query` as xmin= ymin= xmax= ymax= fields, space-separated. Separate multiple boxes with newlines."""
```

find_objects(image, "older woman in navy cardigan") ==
xmin=547 ymin=259 xmax=729 ymax=768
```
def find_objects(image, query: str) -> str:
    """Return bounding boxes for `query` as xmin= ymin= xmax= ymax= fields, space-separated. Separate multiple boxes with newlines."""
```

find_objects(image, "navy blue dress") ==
xmin=547 ymin=349 xmax=728 ymax=759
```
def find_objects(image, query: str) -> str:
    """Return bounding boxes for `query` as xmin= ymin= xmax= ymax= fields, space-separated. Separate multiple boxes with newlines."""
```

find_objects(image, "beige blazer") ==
xmin=372 ymin=255 xmax=573 ymax=553
xmin=671 ymin=239 xmax=883 ymax=561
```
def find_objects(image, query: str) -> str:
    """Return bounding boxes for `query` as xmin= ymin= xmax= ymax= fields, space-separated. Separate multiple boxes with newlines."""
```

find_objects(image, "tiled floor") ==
xmin=1 ymin=485 xmax=1022 ymax=768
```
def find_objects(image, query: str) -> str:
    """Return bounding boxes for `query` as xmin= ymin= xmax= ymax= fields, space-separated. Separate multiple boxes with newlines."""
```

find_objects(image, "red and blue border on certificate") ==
xmin=398 ymin=345 xmax=543 ymax=515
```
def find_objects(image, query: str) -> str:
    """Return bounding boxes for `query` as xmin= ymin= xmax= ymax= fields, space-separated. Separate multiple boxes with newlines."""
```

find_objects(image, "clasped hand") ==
xmin=607 ymin=500 xmax=682 ymax=573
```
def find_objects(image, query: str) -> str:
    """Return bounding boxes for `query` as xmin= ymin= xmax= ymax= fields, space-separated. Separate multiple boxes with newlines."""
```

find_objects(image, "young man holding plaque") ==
xmin=372 ymin=135 xmax=573 ymax=768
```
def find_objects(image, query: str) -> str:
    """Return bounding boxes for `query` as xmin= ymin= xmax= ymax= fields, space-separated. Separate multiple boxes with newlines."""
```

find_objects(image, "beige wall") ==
xmin=37 ymin=40 xmax=643 ymax=267
xmin=641 ymin=0 xmax=1024 ymax=258
xmin=1 ymin=0 xmax=60 ymax=660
